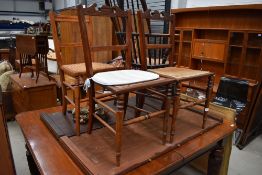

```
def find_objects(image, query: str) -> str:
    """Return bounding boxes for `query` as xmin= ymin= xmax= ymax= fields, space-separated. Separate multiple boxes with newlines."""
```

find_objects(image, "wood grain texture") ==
xmin=15 ymin=105 xmax=236 ymax=175
xmin=0 ymin=87 xmax=16 ymax=175
xmin=10 ymin=73 xmax=57 ymax=113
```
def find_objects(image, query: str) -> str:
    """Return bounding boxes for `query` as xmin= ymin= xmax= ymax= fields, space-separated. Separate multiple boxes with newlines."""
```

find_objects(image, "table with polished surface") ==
xmin=16 ymin=106 xmax=235 ymax=175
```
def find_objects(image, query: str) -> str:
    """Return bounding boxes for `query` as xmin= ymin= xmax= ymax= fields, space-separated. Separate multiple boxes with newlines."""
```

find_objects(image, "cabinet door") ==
xmin=204 ymin=42 xmax=226 ymax=61
xmin=193 ymin=41 xmax=205 ymax=57
xmin=0 ymin=90 xmax=16 ymax=175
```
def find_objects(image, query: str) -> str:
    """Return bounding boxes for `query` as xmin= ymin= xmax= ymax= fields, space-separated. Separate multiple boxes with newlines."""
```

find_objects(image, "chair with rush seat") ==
xmin=49 ymin=9 xmax=119 ymax=136
xmin=136 ymin=9 xmax=215 ymax=143
xmin=16 ymin=34 xmax=50 ymax=83
xmin=77 ymin=4 xmax=174 ymax=166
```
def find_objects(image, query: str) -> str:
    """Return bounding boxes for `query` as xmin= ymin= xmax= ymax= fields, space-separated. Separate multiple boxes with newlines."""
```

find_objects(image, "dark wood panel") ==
xmin=0 ymin=87 xmax=16 ymax=175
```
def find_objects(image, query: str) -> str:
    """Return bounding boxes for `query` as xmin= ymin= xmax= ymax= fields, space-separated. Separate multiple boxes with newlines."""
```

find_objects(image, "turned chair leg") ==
xmin=87 ymin=80 xmax=95 ymax=134
xmin=115 ymin=94 xmax=124 ymax=166
xmin=170 ymin=82 xmax=181 ymax=143
xmin=163 ymin=85 xmax=172 ymax=145
xmin=74 ymin=83 xmax=81 ymax=136
xmin=202 ymin=75 xmax=214 ymax=129
xmin=135 ymin=89 xmax=145 ymax=117
xmin=60 ymin=71 xmax=67 ymax=116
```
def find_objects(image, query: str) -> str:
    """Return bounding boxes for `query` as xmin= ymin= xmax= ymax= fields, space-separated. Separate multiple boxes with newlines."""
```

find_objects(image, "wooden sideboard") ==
xmin=10 ymin=73 xmax=57 ymax=113
xmin=171 ymin=4 xmax=262 ymax=148
xmin=0 ymin=86 xmax=16 ymax=175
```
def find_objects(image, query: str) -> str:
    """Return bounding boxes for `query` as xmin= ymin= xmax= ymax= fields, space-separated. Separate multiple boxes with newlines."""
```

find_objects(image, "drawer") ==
xmin=193 ymin=40 xmax=226 ymax=62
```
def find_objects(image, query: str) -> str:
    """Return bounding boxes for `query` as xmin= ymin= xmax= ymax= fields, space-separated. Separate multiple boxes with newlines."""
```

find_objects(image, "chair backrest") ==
xmin=16 ymin=34 xmax=48 ymax=67
xmin=49 ymin=9 xmax=84 ymax=67
xmin=137 ymin=9 xmax=176 ymax=70
xmin=77 ymin=4 xmax=133 ymax=77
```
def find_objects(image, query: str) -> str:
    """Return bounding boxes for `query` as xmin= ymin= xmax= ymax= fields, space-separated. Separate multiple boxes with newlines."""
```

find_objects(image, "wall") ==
xmin=0 ymin=0 xmax=46 ymax=23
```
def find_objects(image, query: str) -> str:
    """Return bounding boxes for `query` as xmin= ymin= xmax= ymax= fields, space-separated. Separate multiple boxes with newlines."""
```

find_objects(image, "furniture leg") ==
xmin=60 ymin=70 xmax=67 ymax=115
xmin=170 ymin=82 xmax=181 ymax=143
xmin=135 ymin=90 xmax=145 ymax=117
xmin=123 ymin=92 xmax=129 ymax=117
xmin=116 ymin=94 xmax=124 ymax=166
xmin=163 ymin=85 xmax=171 ymax=144
xmin=87 ymin=80 xmax=95 ymax=134
xmin=35 ymin=58 xmax=40 ymax=83
xmin=207 ymin=141 xmax=224 ymax=175
xmin=202 ymin=75 xmax=214 ymax=129
xmin=74 ymin=78 xmax=80 ymax=136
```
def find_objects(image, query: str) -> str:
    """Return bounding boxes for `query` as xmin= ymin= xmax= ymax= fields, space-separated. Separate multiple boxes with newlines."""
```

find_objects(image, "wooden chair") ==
xmin=77 ymin=4 xmax=174 ymax=166
xmin=106 ymin=0 xmax=171 ymax=69
xmin=16 ymin=34 xmax=50 ymax=83
xmin=49 ymin=9 xmax=119 ymax=136
xmin=137 ymin=9 xmax=215 ymax=143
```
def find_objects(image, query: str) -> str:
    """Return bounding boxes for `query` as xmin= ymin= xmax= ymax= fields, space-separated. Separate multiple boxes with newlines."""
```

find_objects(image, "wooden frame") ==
xmin=16 ymin=34 xmax=50 ymax=83
xmin=77 ymin=4 xmax=174 ymax=166
xmin=136 ymin=9 xmax=215 ymax=142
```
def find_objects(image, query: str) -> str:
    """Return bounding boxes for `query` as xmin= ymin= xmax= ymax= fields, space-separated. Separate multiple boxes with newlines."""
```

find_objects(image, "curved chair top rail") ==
xmin=139 ymin=9 xmax=174 ymax=21
xmin=77 ymin=3 xmax=131 ymax=18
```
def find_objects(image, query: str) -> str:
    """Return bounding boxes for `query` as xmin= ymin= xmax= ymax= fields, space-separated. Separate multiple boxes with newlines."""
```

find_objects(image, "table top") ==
xmin=10 ymin=73 xmax=56 ymax=89
xmin=16 ymin=106 xmax=235 ymax=175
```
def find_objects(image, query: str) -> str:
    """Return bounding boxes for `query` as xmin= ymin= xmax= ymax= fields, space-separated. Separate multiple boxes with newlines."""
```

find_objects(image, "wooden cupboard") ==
xmin=0 ymin=86 xmax=16 ymax=175
xmin=172 ymin=4 xmax=262 ymax=148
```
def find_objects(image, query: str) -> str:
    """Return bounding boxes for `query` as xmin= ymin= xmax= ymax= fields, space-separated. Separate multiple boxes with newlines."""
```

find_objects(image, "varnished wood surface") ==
xmin=172 ymin=4 xmax=262 ymax=14
xmin=16 ymin=106 xmax=235 ymax=175
xmin=16 ymin=107 xmax=84 ymax=175
xmin=106 ymin=77 xmax=174 ymax=94
xmin=0 ymin=87 xmax=16 ymax=175
xmin=10 ymin=73 xmax=55 ymax=89
xmin=59 ymin=108 xmax=221 ymax=175
xmin=10 ymin=73 xmax=57 ymax=113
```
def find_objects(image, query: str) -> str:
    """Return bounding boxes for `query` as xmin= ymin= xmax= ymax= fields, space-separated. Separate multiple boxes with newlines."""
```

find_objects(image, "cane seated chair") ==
xmin=49 ymin=10 xmax=120 ymax=136
xmin=137 ymin=9 xmax=215 ymax=143
xmin=77 ymin=4 xmax=174 ymax=166
xmin=16 ymin=34 xmax=50 ymax=83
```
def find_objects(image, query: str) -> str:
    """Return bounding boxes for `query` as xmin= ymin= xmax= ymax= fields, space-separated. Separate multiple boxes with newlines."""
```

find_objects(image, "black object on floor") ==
xmin=213 ymin=77 xmax=248 ymax=114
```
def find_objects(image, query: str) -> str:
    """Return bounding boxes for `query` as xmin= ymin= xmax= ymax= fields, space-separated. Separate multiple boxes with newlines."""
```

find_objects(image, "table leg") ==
xmin=207 ymin=141 xmax=224 ymax=175
xmin=116 ymin=94 xmax=124 ymax=166
xmin=170 ymin=82 xmax=181 ymax=143
xmin=202 ymin=75 xmax=214 ymax=129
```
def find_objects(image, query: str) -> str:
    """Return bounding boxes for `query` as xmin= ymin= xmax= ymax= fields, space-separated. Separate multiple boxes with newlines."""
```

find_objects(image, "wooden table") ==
xmin=16 ymin=106 xmax=235 ymax=175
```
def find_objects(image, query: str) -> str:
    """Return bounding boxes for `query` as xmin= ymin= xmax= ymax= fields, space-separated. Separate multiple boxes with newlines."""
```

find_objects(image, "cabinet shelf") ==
xmin=247 ymin=46 xmax=261 ymax=49
xmin=229 ymin=45 xmax=243 ymax=48
xmin=192 ymin=56 xmax=225 ymax=63
xmin=182 ymin=41 xmax=191 ymax=43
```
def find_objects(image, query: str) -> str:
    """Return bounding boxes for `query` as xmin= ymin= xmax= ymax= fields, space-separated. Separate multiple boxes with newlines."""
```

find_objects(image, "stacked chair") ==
xmin=76 ymin=4 xmax=174 ymax=166
xmin=49 ymin=8 xmax=120 ymax=136
xmin=49 ymin=3 xmax=216 ymax=167
xmin=136 ymin=9 xmax=215 ymax=142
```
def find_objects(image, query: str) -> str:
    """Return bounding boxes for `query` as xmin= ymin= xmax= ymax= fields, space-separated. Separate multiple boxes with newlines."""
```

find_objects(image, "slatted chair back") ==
xmin=77 ymin=4 xmax=133 ymax=78
xmin=49 ymin=9 xmax=85 ymax=67
xmin=105 ymin=0 xmax=173 ymax=69
xmin=137 ymin=9 xmax=176 ymax=70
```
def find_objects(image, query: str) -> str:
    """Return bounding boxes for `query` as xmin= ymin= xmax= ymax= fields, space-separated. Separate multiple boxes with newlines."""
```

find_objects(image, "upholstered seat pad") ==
xmin=92 ymin=70 xmax=160 ymax=86
xmin=149 ymin=67 xmax=213 ymax=81
xmin=61 ymin=62 xmax=121 ymax=77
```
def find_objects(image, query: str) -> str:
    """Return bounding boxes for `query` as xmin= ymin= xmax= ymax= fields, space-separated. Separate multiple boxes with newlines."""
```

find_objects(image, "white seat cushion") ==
xmin=92 ymin=70 xmax=159 ymax=86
